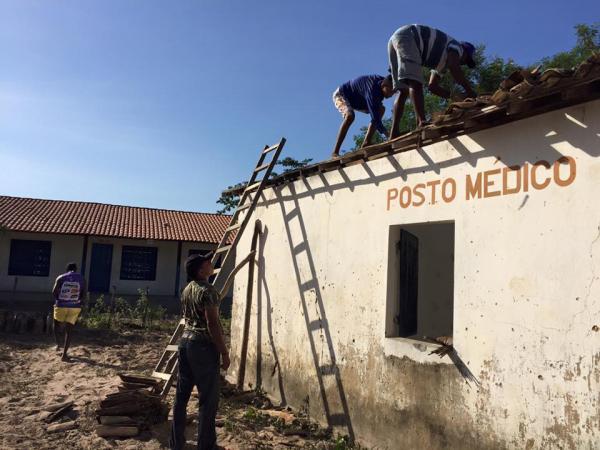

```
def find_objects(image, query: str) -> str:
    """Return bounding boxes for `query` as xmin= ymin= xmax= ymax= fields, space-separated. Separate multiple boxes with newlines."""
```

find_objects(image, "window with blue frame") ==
xmin=119 ymin=245 xmax=158 ymax=281
xmin=8 ymin=239 xmax=52 ymax=277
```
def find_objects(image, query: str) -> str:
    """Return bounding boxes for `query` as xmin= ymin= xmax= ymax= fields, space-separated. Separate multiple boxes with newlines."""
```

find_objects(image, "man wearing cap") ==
xmin=170 ymin=252 xmax=228 ymax=450
xmin=387 ymin=24 xmax=478 ymax=139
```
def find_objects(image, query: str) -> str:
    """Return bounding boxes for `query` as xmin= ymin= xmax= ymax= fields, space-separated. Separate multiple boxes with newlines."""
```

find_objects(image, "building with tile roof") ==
xmin=0 ymin=196 xmax=232 ymax=310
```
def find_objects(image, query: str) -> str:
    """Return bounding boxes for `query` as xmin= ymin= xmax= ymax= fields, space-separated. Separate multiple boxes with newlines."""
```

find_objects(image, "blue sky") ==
xmin=1 ymin=1 xmax=598 ymax=213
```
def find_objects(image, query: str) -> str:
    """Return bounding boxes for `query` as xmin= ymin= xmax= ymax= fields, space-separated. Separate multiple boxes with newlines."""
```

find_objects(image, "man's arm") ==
xmin=205 ymin=306 xmax=230 ymax=370
xmin=366 ymin=96 xmax=387 ymax=137
xmin=427 ymin=71 xmax=450 ymax=99
xmin=446 ymin=51 xmax=477 ymax=99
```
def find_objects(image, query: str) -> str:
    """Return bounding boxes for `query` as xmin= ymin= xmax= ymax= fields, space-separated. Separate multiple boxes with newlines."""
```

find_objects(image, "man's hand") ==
xmin=221 ymin=352 xmax=231 ymax=371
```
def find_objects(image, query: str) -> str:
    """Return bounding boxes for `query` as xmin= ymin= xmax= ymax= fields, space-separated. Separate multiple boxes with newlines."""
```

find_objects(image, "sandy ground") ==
xmin=0 ymin=326 xmax=352 ymax=450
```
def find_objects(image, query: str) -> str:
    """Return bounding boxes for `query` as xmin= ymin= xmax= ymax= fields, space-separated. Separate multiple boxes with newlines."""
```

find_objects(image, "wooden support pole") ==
xmin=237 ymin=219 xmax=262 ymax=390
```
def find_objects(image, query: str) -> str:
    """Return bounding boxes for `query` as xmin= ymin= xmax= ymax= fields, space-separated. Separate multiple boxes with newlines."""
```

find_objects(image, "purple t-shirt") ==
xmin=54 ymin=271 xmax=85 ymax=308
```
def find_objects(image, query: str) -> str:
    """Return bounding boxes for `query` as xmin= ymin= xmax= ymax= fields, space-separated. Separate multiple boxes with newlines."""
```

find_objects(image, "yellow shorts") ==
xmin=53 ymin=306 xmax=81 ymax=325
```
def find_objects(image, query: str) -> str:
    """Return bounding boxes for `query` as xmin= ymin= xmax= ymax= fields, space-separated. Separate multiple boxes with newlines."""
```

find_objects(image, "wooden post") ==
xmin=237 ymin=219 xmax=262 ymax=390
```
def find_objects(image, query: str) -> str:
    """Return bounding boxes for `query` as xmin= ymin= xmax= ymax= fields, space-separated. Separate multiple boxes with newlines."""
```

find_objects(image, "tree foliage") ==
xmin=351 ymin=23 xmax=599 ymax=149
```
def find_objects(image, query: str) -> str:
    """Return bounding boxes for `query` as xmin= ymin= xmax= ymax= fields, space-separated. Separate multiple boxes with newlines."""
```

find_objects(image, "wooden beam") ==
xmin=237 ymin=220 xmax=262 ymax=390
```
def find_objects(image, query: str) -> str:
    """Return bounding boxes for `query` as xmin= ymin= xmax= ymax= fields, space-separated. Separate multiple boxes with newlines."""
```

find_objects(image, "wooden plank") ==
xmin=95 ymin=425 xmax=139 ymax=438
xmin=47 ymin=421 xmax=77 ymax=433
xmin=98 ymin=416 xmax=136 ymax=426
xmin=254 ymin=163 xmax=270 ymax=173
xmin=151 ymin=371 xmax=171 ymax=381
xmin=214 ymin=245 xmax=232 ymax=254
xmin=237 ymin=220 xmax=262 ymax=390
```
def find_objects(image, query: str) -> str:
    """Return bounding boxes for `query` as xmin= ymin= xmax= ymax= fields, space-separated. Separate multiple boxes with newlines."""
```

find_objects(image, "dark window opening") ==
xmin=120 ymin=245 xmax=158 ymax=281
xmin=387 ymin=222 xmax=455 ymax=341
xmin=8 ymin=239 xmax=52 ymax=277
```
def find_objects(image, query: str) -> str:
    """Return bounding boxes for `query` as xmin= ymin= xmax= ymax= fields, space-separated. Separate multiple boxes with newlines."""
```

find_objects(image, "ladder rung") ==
xmin=308 ymin=319 xmax=325 ymax=332
xmin=285 ymin=208 xmax=299 ymax=220
xmin=263 ymin=144 xmax=279 ymax=154
xmin=237 ymin=202 xmax=251 ymax=212
xmin=166 ymin=345 xmax=179 ymax=352
xmin=254 ymin=163 xmax=270 ymax=173
xmin=328 ymin=414 xmax=348 ymax=426
xmin=319 ymin=364 xmax=338 ymax=376
xmin=215 ymin=245 xmax=232 ymax=254
xmin=226 ymin=223 xmax=241 ymax=232
xmin=212 ymin=267 xmax=221 ymax=275
xmin=299 ymin=280 xmax=316 ymax=291
xmin=292 ymin=242 xmax=306 ymax=255
xmin=245 ymin=181 xmax=261 ymax=192
xmin=152 ymin=371 xmax=172 ymax=381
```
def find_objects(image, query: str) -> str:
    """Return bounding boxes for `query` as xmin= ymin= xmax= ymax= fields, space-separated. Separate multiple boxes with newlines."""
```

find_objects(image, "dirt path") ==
xmin=0 ymin=327 xmax=354 ymax=450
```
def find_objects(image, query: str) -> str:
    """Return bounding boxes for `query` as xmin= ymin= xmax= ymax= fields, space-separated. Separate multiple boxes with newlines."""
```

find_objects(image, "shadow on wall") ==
xmin=255 ymin=225 xmax=287 ymax=406
xmin=274 ymin=184 xmax=355 ymax=441
xmin=254 ymin=107 xmax=599 ymax=205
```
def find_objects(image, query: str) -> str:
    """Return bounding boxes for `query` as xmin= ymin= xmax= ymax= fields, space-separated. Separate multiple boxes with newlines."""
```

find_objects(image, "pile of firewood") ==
xmin=95 ymin=374 xmax=167 ymax=439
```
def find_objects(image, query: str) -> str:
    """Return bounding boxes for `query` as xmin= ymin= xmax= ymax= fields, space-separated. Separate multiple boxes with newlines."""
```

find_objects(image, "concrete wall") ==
xmin=0 ymin=231 xmax=232 ymax=310
xmin=0 ymin=231 xmax=83 ymax=301
xmin=228 ymin=100 xmax=600 ymax=449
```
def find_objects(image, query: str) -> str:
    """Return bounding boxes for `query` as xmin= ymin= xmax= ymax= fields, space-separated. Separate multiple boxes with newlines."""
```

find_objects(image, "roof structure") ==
xmin=0 ymin=196 xmax=230 ymax=244
xmin=225 ymin=53 xmax=600 ymax=196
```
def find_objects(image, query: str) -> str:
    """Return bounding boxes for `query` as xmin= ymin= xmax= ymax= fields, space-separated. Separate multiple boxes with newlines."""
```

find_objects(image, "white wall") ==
xmin=228 ymin=101 xmax=600 ymax=449
xmin=0 ymin=231 xmax=84 ymax=298
xmin=0 ymin=231 xmax=222 ymax=304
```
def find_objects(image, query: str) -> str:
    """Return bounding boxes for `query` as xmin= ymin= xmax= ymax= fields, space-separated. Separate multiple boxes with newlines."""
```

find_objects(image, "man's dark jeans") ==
xmin=169 ymin=334 xmax=220 ymax=450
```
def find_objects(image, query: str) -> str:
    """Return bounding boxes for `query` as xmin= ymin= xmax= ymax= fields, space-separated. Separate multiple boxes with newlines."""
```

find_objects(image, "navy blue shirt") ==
xmin=339 ymin=75 xmax=387 ymax=135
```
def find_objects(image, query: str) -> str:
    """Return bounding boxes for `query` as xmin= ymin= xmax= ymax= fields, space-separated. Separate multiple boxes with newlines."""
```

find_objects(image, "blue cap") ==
xmin=461 ymin=41 xmax=476 ymax=68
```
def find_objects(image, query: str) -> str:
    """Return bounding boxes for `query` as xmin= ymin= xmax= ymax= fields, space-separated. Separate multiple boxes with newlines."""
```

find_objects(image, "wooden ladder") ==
xmin=151 ymin=138 xmax=286 ymax=397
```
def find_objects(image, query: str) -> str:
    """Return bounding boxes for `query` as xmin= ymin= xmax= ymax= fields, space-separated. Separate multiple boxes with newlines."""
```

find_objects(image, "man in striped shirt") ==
xmin=388 ymin=24 xmax=478 ymax=138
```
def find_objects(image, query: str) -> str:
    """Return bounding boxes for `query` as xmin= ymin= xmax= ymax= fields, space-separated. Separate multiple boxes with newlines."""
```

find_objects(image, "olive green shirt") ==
xmin=181 ymin=280 xmax=220 ymax=336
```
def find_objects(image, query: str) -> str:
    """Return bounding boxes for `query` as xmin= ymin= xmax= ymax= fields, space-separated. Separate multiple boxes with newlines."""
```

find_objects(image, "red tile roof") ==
xmin=0 ymin=196 xmax=230 ymax=244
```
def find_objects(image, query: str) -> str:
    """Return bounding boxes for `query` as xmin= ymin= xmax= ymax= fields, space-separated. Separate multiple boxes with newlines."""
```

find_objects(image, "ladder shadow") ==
xmin=255 ymin=226 xmax=287 ymax=406
xmin=274 ymin=185 xmax=355 ymax=441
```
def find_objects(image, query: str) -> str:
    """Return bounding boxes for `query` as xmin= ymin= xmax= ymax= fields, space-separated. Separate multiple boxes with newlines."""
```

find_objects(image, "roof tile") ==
xmin=0 ymin=196 xmax=230 ymax=244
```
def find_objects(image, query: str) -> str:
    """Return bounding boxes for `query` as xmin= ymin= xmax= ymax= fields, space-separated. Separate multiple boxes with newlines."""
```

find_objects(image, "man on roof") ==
xmin=331 ymin=74 xmax=395 ymax=158
xmin=388 ymin=24 xmax=478 ymax=139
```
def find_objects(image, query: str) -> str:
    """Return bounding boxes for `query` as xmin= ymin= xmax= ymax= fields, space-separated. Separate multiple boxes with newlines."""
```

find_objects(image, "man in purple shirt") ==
xmin=331 ymin=74 xmax=394 ymax=158
xmin=52 ymin=262 xmax=86 ymax=361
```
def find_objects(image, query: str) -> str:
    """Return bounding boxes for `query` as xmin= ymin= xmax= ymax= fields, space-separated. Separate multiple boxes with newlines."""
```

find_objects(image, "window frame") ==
xmin=119 ymin=245 xmax=158 ymax=281
xmin=8 ymin=239 xmax=52 ymax=277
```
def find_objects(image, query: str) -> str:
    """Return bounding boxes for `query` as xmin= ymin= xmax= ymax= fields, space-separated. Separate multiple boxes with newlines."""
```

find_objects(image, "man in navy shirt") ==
xmin=331 ymin=74 xmax=394 ymax=158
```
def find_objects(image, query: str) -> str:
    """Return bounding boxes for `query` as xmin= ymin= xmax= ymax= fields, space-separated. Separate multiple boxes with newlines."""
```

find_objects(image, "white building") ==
xmin=0 ymin=196 xmax=232 ymax=312
xmin=228 ymin=73 xmax=600 ymax=447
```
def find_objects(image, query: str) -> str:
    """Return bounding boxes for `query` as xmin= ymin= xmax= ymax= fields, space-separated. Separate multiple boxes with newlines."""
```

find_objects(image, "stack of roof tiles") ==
xmin=0 ymin=196 xmax=230 ymax=243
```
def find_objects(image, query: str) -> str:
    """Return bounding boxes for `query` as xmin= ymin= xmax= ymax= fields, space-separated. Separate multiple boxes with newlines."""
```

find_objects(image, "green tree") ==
xmin=216 ymin=156 xmax=313 ymax=213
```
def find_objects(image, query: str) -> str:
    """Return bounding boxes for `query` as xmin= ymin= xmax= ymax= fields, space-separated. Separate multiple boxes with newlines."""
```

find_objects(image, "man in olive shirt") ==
xmin=170 ymin=253 xmax=230 ymax=450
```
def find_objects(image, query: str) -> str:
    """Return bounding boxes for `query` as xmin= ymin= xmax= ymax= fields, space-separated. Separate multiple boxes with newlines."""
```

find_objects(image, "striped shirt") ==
xmin=409 ymin=25 xmax=463 ymax=74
